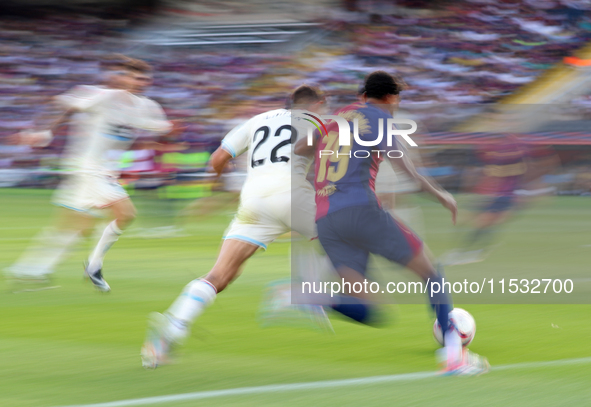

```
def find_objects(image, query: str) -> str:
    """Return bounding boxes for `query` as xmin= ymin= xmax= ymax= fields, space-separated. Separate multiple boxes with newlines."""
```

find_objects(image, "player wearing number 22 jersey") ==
xmin=220 ymin=108 xmax=316 ymax=247
xmin=141 ymin=85 xmax=326 ymax=368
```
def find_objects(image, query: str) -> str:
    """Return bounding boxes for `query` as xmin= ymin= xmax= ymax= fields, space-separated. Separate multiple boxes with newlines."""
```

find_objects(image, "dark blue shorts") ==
xmin=481 ymin=196 xmax=515 ymax=213
xmin=316 ymin=205 xmax=423 ymax=275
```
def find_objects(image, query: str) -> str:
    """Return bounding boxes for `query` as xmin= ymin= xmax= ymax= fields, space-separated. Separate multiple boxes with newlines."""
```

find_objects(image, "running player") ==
xmin=140 ymin=85 xmax=327 ymax=368
xmin=6 ymin=58 xmax=182 ymax=291
xmin=82 ymin=59 xmax=185 ymax=290
xmin=302 ymin=71 xmax=489 ymax=375
xmin=443 ymin=136 xmax=558 ymax=265
xmin=443 ymin=135 xmax=527 ymax=265
xmin=5 ymin=56 xmax=131 ymax=286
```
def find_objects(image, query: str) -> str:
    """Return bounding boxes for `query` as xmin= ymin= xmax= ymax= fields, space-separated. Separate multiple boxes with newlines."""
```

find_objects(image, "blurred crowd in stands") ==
xmin=1 ymin=0 xmax=591 ymax=192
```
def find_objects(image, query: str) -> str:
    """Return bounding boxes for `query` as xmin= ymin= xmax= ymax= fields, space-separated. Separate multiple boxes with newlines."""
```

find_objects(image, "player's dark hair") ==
xmin=123 ymin=58 xmax=153 ymax=75
xmin=290 ymin=84 xmax=324 ymax=107
xmin=101 ymin=53 xmax=131 ymax=70
xmin=364 ymin=71 xmax=404 ymax=100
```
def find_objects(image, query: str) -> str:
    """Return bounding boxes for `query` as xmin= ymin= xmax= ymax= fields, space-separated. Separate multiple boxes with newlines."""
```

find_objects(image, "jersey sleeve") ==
xmin=133 ymin=98 xmax=173 ymax=134
xmin=220 ymin=120 xmax=251 ymax=158
xmin=54 ymin=85 xmax=113 ymax=112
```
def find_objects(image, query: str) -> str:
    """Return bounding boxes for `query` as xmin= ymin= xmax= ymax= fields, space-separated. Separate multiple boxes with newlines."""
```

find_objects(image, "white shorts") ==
xmin=52 ymin=172 xmax=129 ymax=213
xmin=224 ymin=182 xmax=317 ymax=249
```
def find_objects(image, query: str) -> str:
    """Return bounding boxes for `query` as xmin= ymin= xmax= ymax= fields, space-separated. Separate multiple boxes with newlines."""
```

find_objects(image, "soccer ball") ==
xmin=433 ymin=308 xmax=476 ymax=347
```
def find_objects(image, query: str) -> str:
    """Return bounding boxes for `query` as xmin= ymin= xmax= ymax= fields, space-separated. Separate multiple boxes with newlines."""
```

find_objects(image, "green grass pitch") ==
xmin=1 ymin=188 xmax=590 ymax=407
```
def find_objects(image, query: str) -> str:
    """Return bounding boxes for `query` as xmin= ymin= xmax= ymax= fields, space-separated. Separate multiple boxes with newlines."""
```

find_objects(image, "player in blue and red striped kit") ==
xmin=444 ymin=136 xmax=558 ymax=266
xmin=297 ymin=71 xmax=488 ymax=375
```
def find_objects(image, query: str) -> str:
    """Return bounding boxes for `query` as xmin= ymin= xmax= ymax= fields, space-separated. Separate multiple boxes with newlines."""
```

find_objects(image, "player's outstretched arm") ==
xmin=15 ymin=85 xmax=130 ymax=147
xmin=10 ymin=100 xmax=74 ymax=147
xmin=390 ymin=152 xmax=457 ymax=224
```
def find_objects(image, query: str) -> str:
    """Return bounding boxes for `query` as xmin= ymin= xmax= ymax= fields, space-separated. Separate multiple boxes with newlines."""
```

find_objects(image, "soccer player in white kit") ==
xmin=7 ymin=58 xmax=179 ymax=291
xmin=140 ymin=85 xmax=325 ymax=368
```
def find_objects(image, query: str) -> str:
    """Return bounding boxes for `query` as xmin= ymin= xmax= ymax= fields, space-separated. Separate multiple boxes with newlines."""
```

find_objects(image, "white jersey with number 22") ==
xmin=220 ymin=108 xmax=312 ymax=200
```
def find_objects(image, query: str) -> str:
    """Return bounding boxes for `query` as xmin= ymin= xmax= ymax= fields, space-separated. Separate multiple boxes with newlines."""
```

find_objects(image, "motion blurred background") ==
xmin=1 ymin=1 xmax=591 ymax=406
xmin=2 ymin=0 xmax=591 ymax=195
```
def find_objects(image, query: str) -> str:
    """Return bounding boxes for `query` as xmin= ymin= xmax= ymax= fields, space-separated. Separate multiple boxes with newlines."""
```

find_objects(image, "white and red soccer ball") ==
xmin=433 ymin=308 xmax=476 ymax=347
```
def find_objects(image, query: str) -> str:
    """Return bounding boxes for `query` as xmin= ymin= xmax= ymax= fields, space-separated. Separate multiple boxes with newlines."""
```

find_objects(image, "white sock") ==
xmin=165 ymin=279 xmax=217 ymax=342
xmin=9 ymin=228 xmax=80 ymax=277
xmin=88 ymin=220 xmax=122 ymax=273
xmin=444 ymin=328 xmax=462 ymax=365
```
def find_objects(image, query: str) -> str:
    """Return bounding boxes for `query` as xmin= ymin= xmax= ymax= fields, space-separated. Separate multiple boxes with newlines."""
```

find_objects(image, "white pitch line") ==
xmin=55 ymin=356 xmax=591 ymax=407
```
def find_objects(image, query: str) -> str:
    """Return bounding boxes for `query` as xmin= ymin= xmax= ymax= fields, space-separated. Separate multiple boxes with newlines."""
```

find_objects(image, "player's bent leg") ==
xmin=316 ymin=214 xmax=379 ymax=326
xmin=85 ymin=199 xmax=136 ymax=291
xmin=405 ymin=250 xmax=489 ymax=375
xmin=325 ymin=267 xmax=382 ymax=326
xmin=405 ymin=249 xmax=455 ymax=341
xmin=405 ymin=251 xmax=456 ymax=357
xmin=109 ymin=197 xmax=137 ymax=230
xmin=204 ymin=238 xmax=261 ymax=292
xmin=6 ymin=207 xmax=87 ymax=282
xmin=140 ymin=278 xmax=218 ymax=369
xmin=165 ymin=238 xmax=259 ymax=328
xmin=141 ymin=239 xmax=260 ymax=369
